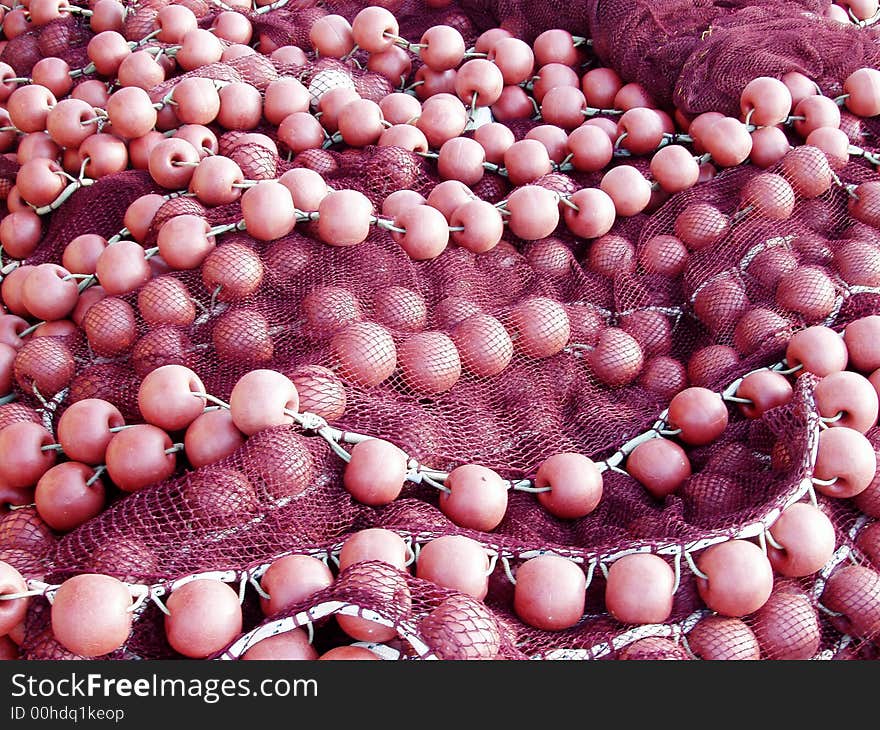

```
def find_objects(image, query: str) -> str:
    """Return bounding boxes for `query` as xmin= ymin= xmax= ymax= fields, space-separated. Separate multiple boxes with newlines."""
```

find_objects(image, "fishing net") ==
xmin=0 ymin=0 xmax=879 ymax=661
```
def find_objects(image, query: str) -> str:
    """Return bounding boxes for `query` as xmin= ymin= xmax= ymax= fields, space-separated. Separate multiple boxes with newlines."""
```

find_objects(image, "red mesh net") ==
xmin=1 ymin=0 xmax=879 ymax=662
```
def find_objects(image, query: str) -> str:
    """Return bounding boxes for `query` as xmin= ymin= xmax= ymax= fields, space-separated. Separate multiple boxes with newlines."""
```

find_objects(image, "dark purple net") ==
xmin=0 ymin=0 xmax=878 ymax=662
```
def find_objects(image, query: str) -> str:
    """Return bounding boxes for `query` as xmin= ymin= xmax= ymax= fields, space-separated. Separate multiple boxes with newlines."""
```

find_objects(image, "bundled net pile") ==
xmin=0 ymin=0 xmax=880 ymax=661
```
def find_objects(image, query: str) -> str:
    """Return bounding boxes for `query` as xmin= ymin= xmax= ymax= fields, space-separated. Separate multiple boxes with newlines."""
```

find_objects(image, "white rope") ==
xmin=683 ymin=550 xmax=709 ymax=580
xmin=501 ymin=556 xmax=516 ymax=585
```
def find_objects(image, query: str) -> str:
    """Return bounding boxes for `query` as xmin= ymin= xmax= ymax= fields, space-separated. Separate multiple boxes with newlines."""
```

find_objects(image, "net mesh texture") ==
xmin=0 ymin=0 xmax=879 ymax=661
